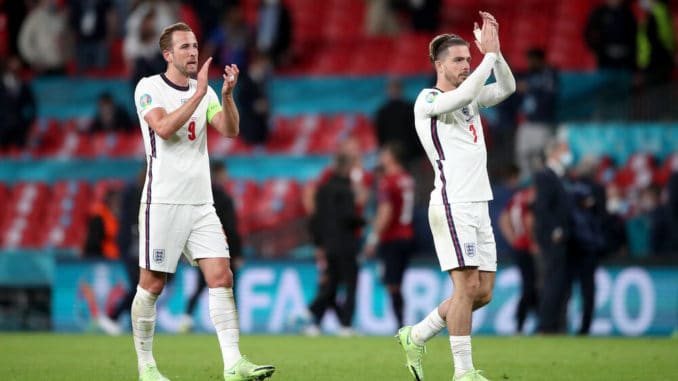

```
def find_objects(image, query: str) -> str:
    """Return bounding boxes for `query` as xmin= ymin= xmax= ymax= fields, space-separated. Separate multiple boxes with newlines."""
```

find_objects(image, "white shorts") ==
xmin=428 ymin=201 xmax=497 ymax=272
xmin=138 ymin=203 xmax=229 ymax=273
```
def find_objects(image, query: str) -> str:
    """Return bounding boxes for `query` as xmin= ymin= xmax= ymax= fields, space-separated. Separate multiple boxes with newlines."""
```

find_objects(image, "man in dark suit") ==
xmin=533 ymin=139 xmax=572 ymax=333
xmin=306 ymin=153 xmax=365 ymax=336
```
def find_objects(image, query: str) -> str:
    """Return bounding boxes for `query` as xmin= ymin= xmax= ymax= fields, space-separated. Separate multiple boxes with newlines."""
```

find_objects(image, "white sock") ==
xmin=450 ymin=335 xmax=474 ymax=378
xmin=131 ymin=286 xmax=159 ymax=373
xmin=410 ymin=308 xmax=446 ymax=346
xmin=209 ymin=287 xmax=242 ymax=370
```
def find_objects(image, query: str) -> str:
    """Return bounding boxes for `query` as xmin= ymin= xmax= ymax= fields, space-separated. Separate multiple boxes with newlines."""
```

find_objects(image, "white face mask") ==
xmin=560 ymin=151 xmax=574 ymax=168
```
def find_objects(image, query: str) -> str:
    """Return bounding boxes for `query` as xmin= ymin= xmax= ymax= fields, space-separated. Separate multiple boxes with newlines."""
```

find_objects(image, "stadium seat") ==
xmin=43 ymin=181 xmax=91 ymax=249
xmin=0 ymin=182 xmax=50 ymax=249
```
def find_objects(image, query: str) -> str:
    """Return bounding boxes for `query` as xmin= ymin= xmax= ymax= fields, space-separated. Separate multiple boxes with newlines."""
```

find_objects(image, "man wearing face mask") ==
xmin=533 ymin=138 xmax=572 ymax=334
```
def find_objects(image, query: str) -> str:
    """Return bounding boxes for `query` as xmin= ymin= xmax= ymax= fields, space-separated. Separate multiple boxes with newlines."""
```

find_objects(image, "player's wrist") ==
xmin=192 ymin=89 xmax=207 ymax=99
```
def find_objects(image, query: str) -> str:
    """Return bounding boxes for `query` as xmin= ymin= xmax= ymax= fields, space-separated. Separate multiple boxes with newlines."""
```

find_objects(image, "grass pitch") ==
xmin=0 ymin=334 xmax=676 ymax=380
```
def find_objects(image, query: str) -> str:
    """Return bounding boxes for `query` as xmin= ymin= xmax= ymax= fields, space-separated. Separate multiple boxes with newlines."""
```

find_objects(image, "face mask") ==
xmin=560 ymin=151 xmax=573 ymax=168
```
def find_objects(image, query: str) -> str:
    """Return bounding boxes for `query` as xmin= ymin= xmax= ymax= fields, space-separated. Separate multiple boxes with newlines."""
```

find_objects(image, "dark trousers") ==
xmin=567 ymin=249 xmax=598 ymax=335
xmin=537 ymin=242 xmax=569 ymax=333
xmin=309 ymin=255 xmax=358 ymax=327
xmin=110 ymin=259 xmax=139 ymax=320
xmin=513 ymin=249 xmax=538 ymax=333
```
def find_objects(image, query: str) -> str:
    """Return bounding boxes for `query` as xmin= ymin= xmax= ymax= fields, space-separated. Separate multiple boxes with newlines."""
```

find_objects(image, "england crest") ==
xmin=153 ymin=249 xmax=165 ymax=264
xmin=464 ymin=242 xmax=476 ymax=257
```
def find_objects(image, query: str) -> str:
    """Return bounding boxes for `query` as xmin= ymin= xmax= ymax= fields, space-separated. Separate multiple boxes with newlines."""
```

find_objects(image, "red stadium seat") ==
xmin=43 ymin=181 xmax=92 ymax=249
xmin=0 ymin=182 xmax=50 ymax=248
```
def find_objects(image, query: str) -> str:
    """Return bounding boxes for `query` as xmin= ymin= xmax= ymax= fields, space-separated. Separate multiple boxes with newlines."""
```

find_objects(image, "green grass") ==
xmin=0 ymin=334 xmax=676 ymax=380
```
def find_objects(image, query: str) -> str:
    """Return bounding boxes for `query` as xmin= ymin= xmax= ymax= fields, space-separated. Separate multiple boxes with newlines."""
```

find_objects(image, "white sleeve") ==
xmin=134 ymin=78 xmax=164 ymax=119
xmin=415 ymin=53 xmax=498 ymax=117
xmin=206 ymin=86 xmax=220 ymax=105
xmin=477 ymin=53 xmax=516 ymax=108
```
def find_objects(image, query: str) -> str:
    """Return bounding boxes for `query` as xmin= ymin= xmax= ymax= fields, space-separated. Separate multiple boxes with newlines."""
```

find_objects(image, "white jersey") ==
xmin=414 ymin=53 xmax=516 ymax=205
xmin=134 ymin=74 xmax=221 ymax=205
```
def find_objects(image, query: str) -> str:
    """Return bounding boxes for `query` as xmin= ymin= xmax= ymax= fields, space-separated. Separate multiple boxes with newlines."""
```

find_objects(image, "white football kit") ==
xmin=134 ymin=73 xmax=227 ymax=273
xmin=414 ymin=52 xmax=515 ymax=272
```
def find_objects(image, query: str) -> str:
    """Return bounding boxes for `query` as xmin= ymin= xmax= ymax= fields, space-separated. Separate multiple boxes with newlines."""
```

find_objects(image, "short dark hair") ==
xmin=429 ymin=34 xmax=469 ymax=63
xmin=159 ymin=22 xmax=193 ymax=52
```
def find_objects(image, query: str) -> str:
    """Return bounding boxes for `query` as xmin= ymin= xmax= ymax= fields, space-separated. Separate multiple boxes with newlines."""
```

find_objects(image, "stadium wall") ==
xmin=51 ymin=259 xmax=677 ymax=337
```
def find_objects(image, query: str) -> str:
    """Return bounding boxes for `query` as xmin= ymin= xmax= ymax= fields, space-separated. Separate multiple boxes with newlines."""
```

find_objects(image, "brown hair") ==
xmin=158 ymin=22 xmax=193 ymax=52
xmin=428 ymin=34 xmax=469 ymax=63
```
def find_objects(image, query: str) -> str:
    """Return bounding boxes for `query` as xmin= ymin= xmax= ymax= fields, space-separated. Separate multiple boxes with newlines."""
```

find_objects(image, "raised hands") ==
xmin=473 ymin=11 xmax=500 ymax=55
xmin=195 ymin=57 xmax=212 ymax=98
xmin=222 ymin=64 xmax=240 ymax=97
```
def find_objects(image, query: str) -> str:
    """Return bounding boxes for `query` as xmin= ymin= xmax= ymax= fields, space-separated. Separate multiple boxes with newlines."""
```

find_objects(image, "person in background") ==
xmin=533 ymin=139 xmax=572 ymax=334
xmin=89 ymin=92 xmax=135 ymax=134
xmin=583 ymin=0 xmax=637 ymax=119
xmin=365 ymin=0 xmax=400 ymax=36
xmin=566 ymin=157 xmax=607 ymax=335
xmin=514 ymin=48 xmax=559 ymax=180
xmin=499 ymin=185 xmax=537 ymax=334
xmin=256 ymin=0 xmax=292 ymax=67
xmin=236 ymin=53 xmax=272 ymax=146
xmin=0 ymin=55 xmax=36 ymax=151
xmin=374 ymin=78 xmax=422 ymax=168
xmin=191 ymin=0 xmax=238 ymax=40
xmin=179 ymin=161 xmax=243 ymax=333
xmin=18 ymin=0 xmax=71 ymax=75
xmin=123 ymin=1 xmax=177 ymax=87
xmin=300 ymin=137 xmax=370 ymax=333
xmin=200 ymin=5 xmax=253 ymax=72
xmin=68 ymin=0 xmax=118 ymax=72
xmin=637 ymin=0 xmax=675 ymax=87
xmin=305 ymin=153 xmax=365 ymax=336
xmin=584 ymin=0 xmax=637 ymax=70
xmin=364 ymin=143 xmax=416 ymax=330
xmin=635 ymin=0 xmax=675 ymax=119
xmin=83 ymin=188 xmax=121 ymax=260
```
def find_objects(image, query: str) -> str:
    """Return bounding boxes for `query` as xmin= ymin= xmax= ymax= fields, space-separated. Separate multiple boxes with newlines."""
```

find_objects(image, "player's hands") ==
xmin=195 ymin=57 xmax=212 ymax=98
xmin=474 ymin=12 xmax=500 ymax=54
xmin=222 ymin=64 xmax=239 ymax=97
xmin=479 ymin=11 xmax=498 ymax=30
